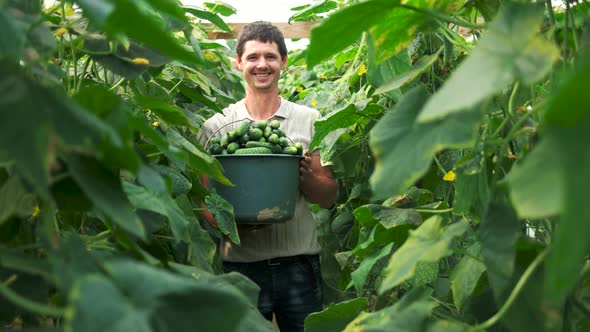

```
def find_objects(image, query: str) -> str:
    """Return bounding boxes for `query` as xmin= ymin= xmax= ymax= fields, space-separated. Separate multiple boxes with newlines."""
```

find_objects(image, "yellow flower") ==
xmin=319 ymin=74 xmax=327 ymax=79
xmin=443 ymin=170 xmax=456 ymax=182
xmin=296 ymin=86 xmax=303 ymax=92
xmin=152 ymin=121 xmax=159 ymax=127
xmin=311 ymin=99 xmax=317 ymax=107
xmin=54 ymin=27 xmax=68 ymax=37
xmin=357 ymin=64 xmax=367 ymax=76
xmin=32 ymin=206 xmax=40 ymax=217
xmin=132 ymin=57 xmax=150 ymax=65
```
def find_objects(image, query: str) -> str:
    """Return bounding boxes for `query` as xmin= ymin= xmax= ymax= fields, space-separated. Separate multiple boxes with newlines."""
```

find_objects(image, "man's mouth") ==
xmin=253 ymin=72 xmax=271 ymax=77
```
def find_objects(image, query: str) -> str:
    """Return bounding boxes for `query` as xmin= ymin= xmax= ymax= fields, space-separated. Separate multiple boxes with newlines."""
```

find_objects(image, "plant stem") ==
xmin=0 ymin=276 xmax=65 ymax=317
xmin=432 ymin=155 xmax=447 ymax=175
xmin=109 ymin=78 xmax=126 ymax=91
xmin=474 ymin=249 xmax=549 ymax=331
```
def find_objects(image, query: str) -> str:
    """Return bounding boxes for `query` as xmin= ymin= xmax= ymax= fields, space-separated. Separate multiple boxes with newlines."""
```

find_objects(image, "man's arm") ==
xmin=299 ymin=150 xmax=338 ymax=209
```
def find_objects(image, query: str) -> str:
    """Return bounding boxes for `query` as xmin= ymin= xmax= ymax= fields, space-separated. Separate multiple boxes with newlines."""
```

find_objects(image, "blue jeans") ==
xmin=222 ymin=254 xmax=323 ymax=332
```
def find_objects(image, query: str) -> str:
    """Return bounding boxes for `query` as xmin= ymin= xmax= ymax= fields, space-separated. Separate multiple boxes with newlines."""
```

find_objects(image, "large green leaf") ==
xmin=452 ymin=155 xmax=490 ymax=221
xmin=417 ymin=2 xmax=559 ymax=122
xmin=307 ymin=0 xmax=401 ymax=67
xmin=184 ymin=7 xmax=233 ymax=33
xmin=65 ymin=155 xmax=146 ymax=240
xmin=367 ymin=43 xmax=411 ymax=101
xmin=479 ymin=199 xmax=520 ymax=300
xmin=0 ymin=10 xmax=27 ymax=61
xmin=205 ymin=190 xmax=239 ymax=245
xmin=123 ymin=182 xmax=189 ymax=242
xmin=368 ymin=0 xmax=458 ymax=64
xmin=351 ymin=243 xmax=394 ymax=291
xmin=76 ymin=0 xmax=199 ymax=65
xmin=544 ymin=48 xmax=590 ymax=126
xmin=369 ymin=85 xmax=480 ymax=200
xmin=0 ymin=62 xmax=120 ymax=198
xmin=344 ymin=287 xmax=436 ymax=332
xmin=305 ymin=297 xmax=368 ymax=332
xmin=379 ymin=216 xmax=469 ymax=294
xmin=374 ymin=49 xmax=441 ymax=95
xmin=175 ymin=195 xmax=216 ymax=271
xmin=136 ymin=95 xmax=191 ymax=127
xmin=67 ymin=260 xmax=251 ymax=332
xmin=309 ymin=104 xmax=367 ymax=151
xmin=450 ymin=242 xmax=486 ymax=312
xmin=0 ymin=176 xmax=36 ymax=225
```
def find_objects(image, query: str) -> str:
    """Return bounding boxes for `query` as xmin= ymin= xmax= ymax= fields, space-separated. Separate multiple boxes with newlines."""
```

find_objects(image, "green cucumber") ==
xmin=227 ymin=142 xmax=240 ymax=154
xmin=234 ymin=147 xmax=273 ymax=154
xmin=283 ymin=146 xmax=299 ymax=155
xmin=234 ymin=121 xmax=250 ymax=137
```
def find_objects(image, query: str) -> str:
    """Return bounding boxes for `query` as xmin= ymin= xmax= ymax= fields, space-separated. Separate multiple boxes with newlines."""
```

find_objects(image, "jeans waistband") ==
xmin=225 ymin=254 xmax=319 ymax=266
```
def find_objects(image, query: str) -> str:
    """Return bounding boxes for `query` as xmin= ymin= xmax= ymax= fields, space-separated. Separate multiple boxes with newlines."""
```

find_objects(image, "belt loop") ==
xmin=267 ymin=258 xmax=281 ymax=266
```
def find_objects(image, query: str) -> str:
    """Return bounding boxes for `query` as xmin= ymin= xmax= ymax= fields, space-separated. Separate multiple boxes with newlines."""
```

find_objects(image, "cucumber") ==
xmin=263 ymin=126 xmax=272 ymax=138
xmin=283 ymin=146 xmax=299 ymax=155
xmin=278 ymin=137 xmax=289 ymax=147
xmin=234 ymin=121 xmax=250 ymax=137
xmin=234 ymin=147 xmax=272 ymax=154
xmin=227 ymin=142 xmax=240 ymax=154
xmin=294 ymin=142 xmax=303 ymax=154
xmin=209 ymin=143 xmax=223 ymax=155
xmin=245 ymin=141 xmax=282 ymax=154
xmin=209 ymin=137 xmax=220 ymax=145
xmin=238 ymin=133 xmax=250 ymax=145
xmin=251 ymin=120 xmax=267 ymax=130
xmin=248 ymin=128 xmax=263 ymax=140
xmin=228 ymin=130 xmax=237 ymax=142
xmin=268 ymin=133 xmax=279 ymax=144
xmin=220 ymin=133 xmax=229 ymax=148
xmin=269 ymin=119 xmax=281 ymax=129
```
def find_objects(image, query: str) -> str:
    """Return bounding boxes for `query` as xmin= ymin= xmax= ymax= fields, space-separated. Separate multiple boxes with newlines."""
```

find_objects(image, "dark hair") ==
xmin=236 ymin=21 xmax=288 ymax=60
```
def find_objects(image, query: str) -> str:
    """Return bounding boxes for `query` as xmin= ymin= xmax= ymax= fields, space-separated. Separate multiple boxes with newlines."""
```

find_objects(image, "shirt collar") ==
xmin=236 ymin=97 xmax=290 ymax=120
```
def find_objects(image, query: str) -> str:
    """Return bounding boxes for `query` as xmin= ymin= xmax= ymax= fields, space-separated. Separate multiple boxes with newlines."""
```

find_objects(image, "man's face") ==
xmin=237 ymin=40 xmax=287 ymax=91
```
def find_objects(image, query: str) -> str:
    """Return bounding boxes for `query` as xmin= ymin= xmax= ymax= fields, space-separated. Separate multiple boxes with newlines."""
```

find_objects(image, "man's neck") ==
xmin=244 ymin=89 xmax=281 ymax=120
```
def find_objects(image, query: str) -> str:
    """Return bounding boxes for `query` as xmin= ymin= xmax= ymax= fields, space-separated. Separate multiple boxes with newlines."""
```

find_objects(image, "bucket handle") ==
xmin=204 ymin=118 xmax=252 ymax=149
xmin=204 ymin=118 xmax=297 ymax=149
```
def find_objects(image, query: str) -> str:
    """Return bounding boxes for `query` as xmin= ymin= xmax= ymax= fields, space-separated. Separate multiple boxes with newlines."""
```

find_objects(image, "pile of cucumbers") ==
xmin=208 ymin=119 xmax=303 ymax=156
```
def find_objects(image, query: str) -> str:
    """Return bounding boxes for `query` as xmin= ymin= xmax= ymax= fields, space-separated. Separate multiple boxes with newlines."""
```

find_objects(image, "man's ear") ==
xmin=236 ymin=55 xmax=243 ymax=69
xmin=281 ymin=55 xmax=288 ymax=70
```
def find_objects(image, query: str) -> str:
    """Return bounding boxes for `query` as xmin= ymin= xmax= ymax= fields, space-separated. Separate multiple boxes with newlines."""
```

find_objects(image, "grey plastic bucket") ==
xmin=212 ymin=154 xmax=303 ymax=224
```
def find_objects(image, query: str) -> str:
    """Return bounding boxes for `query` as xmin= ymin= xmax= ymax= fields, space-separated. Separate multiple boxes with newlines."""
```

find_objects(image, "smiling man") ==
xmin=197 ymin=21 xmax=337 ymax=332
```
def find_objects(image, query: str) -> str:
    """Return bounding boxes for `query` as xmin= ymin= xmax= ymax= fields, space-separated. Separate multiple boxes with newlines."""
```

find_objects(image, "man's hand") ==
xmin=299 ymin=150 xmax=338 ymax=209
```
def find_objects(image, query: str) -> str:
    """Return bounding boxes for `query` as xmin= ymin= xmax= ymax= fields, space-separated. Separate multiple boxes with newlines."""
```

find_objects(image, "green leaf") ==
xmin=123 ymin=182 xmax=189 ymax=242
xmin=417 ymin=2 xmax=559 ymax=122
xmin=379 ymin=216 xmax=469 ymax=294
xmin=288 ymin=0 xmax=338 ymax=23
xmin=175 ymin=194 xmax=216 ymax=271
xmin=344 ymin=287 xmax=436 ymax=332
xmin=367 ymin=0 xmax=456 ymax=64
xmin=452 ymin=156 xmax=490 ymax=221
xmin=166 ymin=129 xmax=231 ymax=185
xmin=369 ymin=85 xmax=480 ymax=200
xmin=184 ymin=7 xmax=233 ymax=33
xmin=136 ymin=95 xmax=191 ymax=127
xmin=203 ymin=1 xmax=237 ymax=17
xmin=67 ymin=260 xmax=251 ymax=332
xmin=309 ymin=104 xmax=364 ymax=151
xmin=76 ymin=0 xmax=199 ymax=65
xmin=66 ymin=275 xmax=152 ymax=332
xmin=374 ymin=49 xmax=441 ymax=95
xmin=367 ymin=44 xmax=411 ymax=101
xmin=480 ymin=199 xmax=520 ymax=299
xmin=307 ymin=0 xmax=401 ymax=67
xmin=0 ymin=10 xmax=27 ymax=61
xmin=427 ymin=320 xmax=475 ymax=332
xmin=305 ymin=297 xmax=368 ymax=332
xmin=544 ymin=48 xmax=590 ymax=126
xmin=65 ymin=154 xmax=146 ymax=240
xmin=205 ymin=190 xmax=239 ymax=245
xmin=351 ymin=243 xmax=394 ymax=291
xmin=541 ymin=118 xmax=590 ymax=306
xmin=450 ymin=242 xmax=486 ymax=311
xmin=0 ymin=176 xmax=36 ymax=225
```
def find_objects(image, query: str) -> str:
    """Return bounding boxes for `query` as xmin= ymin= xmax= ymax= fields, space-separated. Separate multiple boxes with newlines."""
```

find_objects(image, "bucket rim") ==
xmin=214 ymin=154 xmax=304 ymax=159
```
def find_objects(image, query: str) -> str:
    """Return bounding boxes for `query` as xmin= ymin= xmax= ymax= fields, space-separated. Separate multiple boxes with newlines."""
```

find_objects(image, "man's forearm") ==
xmin=300 ymin=175 xmax=338 ymax=209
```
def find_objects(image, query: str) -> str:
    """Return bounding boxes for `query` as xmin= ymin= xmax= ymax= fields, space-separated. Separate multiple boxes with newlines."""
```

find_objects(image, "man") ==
xmin=198 ymin=21 xmax=338 ymax=331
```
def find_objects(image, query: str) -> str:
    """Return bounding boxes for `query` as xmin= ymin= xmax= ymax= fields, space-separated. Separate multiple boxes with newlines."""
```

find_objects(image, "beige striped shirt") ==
xmin=198 ymin=97 xmax=322 ymax=262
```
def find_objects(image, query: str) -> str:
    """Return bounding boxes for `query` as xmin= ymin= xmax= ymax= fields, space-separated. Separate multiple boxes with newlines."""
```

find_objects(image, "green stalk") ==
xmin=0 ymin=276 xmax=65 ymax=317
xmin=474 ymin=249 xmax=549 ymax=331
xmin=76 ymin=56 xmax=92 ymax=93
xmin=432 ymin=155 xmax=447 ymax=175
xmin=336 ymin=33 xmax=366 ymax=92
xmin=415 ymin=208 xmax=453 ymax=214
